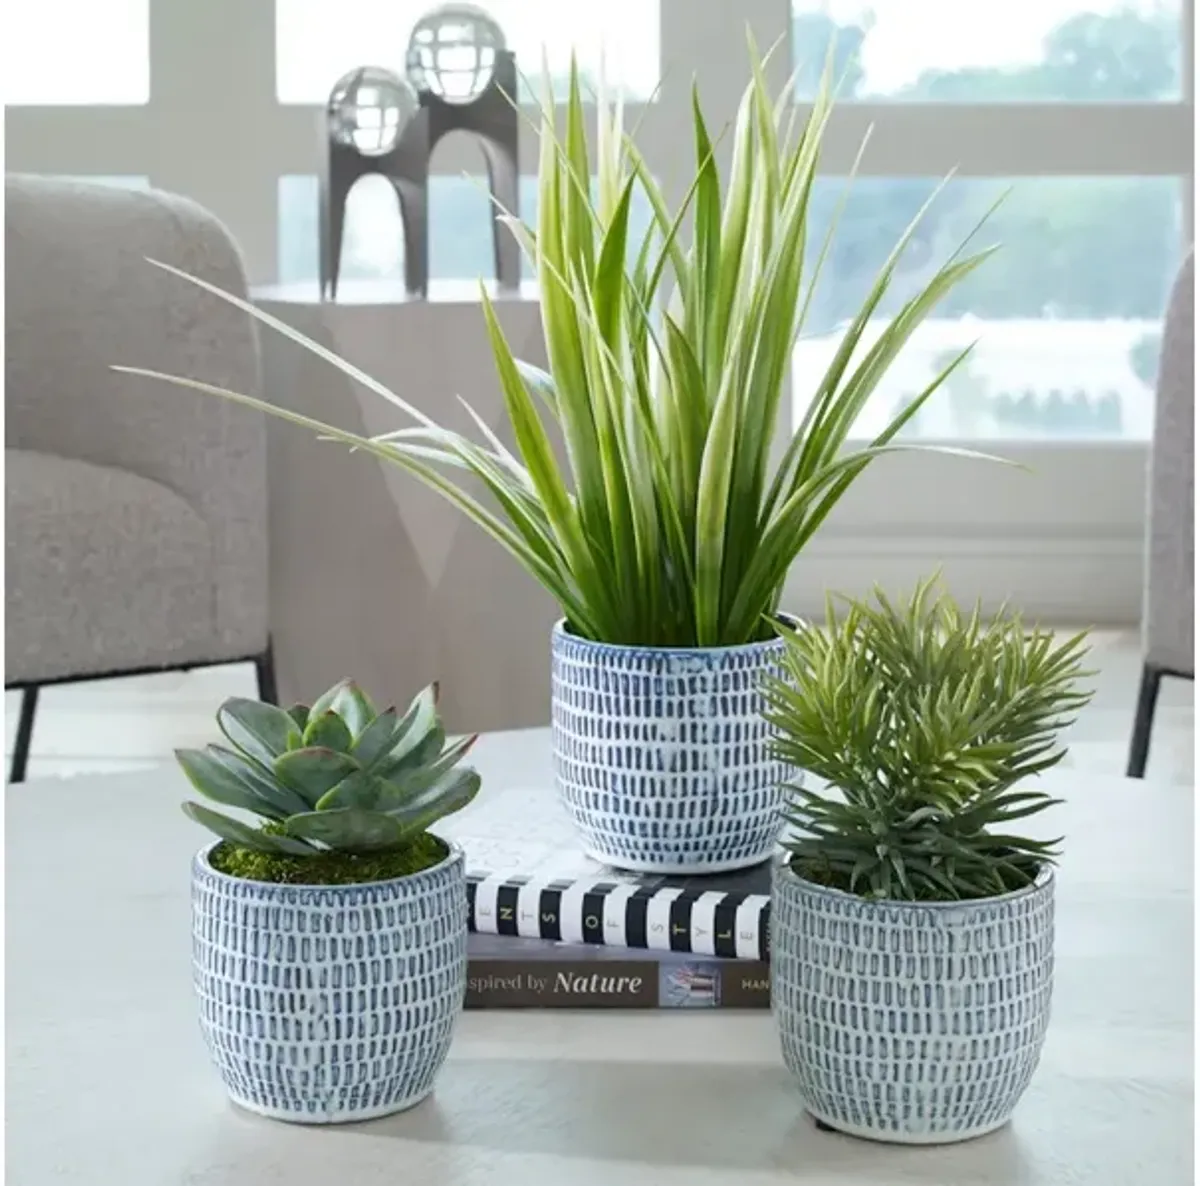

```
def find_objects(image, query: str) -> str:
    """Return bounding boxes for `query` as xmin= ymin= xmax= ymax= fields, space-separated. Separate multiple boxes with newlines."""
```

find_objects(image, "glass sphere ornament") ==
xmin=327 ymin=66 xmax=419 ymax=157
xmin=406 ymin=3 xmax=507 ymax=104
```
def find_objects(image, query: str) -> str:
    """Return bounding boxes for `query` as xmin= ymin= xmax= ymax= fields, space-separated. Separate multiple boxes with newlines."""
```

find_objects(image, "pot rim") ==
xmin=552 ymin=612 xmax=803 ymax=658
xmin=773 ymin=851 xmax=1054 ymax=910
xmin=192 ymin=835 xmax=465 ymax=893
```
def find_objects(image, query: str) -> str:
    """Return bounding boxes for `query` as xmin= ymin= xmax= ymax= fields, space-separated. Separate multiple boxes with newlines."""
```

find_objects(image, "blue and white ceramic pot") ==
xmin=772 ymin=859 xmax=1055 ymax=1145
xmin=550 ymin=618 xmax=794 ymax=874
xmin=191 ymin=841 xmax=468 ymax=1124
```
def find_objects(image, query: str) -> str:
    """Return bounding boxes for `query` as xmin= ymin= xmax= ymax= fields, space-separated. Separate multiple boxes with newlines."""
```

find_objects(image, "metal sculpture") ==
xmin=318 ymin=4 xmax=520 ymax=300
xmin=318 ymin=65 xmax=421 ymax=299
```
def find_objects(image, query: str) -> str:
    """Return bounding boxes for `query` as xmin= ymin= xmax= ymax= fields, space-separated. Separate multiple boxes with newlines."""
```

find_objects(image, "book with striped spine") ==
xmin=434 ymin=768 xmax=773 ymax=961
xmin=467 ymin=867 xmax=770 ymax=960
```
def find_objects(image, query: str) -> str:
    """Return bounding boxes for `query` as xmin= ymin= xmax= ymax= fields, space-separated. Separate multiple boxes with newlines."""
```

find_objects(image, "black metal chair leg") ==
xmin=254 ymin=640 xmax=278 ymax=705
xmin=1126 ymin=662 xmax=1162 ymax=779
xmin=10 ymin=686 xmax=39 ymax=784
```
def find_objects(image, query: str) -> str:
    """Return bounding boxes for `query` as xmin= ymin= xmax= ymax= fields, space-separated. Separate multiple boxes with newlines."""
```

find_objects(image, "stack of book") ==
xmin=436 ymin=778 xmax=771 ymax=1010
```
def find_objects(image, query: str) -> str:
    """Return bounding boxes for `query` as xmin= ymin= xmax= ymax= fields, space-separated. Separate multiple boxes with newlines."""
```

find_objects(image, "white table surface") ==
xmin=7 ymin=728 xmax=1194 ymax=1185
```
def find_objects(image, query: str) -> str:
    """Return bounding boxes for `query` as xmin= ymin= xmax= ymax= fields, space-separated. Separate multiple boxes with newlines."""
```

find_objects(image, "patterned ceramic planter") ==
xmin=550 ymin=618 xmax=793 ymax=874
xmin=771 ymin=858 xmax=1055 ymax=1144
xmin=191 ymin=841 xmax=467 ymax=1124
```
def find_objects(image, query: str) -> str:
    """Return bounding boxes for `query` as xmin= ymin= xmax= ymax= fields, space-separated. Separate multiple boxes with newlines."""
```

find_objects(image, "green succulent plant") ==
xmin=763 ymin=574 xmax=1094 ymax=902
xmin=176 ymin=679 xmax=480 ymax=858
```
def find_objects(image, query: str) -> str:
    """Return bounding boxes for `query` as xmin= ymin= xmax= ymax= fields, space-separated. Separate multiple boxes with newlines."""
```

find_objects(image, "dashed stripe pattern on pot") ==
xmin=191 ymin=844 xmax=467 ymax=1124
xmin=771 ymin=862 xmax=1055 ymax=1145
xmin=551 ymin=622 xmax=792 ymax=873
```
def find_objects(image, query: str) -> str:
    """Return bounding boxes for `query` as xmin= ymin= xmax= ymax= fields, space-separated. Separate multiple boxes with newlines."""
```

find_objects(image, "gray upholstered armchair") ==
xmin=5 ymin=176 xmax=271 ymax=782
xmin=1127 ymin=247 xmax=1195 ymax=778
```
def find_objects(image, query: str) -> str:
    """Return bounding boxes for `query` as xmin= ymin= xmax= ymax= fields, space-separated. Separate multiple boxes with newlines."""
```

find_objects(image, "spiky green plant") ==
xmin=115 ymin=39 xmax=1011 ymax=648
xmin=177 ymin=679 xmax=480 ymax=862
xmin=763 ymin=575 xmax=1094 ymax=902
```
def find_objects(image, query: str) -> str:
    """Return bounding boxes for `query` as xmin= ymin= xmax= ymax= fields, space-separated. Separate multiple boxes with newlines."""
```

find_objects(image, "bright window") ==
xmin=792 ymin=0 xmax=1182 ymax=101
xmin=5 ymin=0 xmax=150 ymax=104
xmin=275 ymin=0 xmax=661 ymax=104
xmin=792 ymin=177 xmax=1182 ymax=441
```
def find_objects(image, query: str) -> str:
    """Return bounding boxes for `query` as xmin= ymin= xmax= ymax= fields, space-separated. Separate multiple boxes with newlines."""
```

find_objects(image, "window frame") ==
xmin=6 ymin=0 xmax=1194 ymax=620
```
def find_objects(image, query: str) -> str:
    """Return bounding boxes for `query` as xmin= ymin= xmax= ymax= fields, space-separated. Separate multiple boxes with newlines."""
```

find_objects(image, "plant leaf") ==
xmin=385 ymin=767 xmax=483 ymax=842
xmin=376 ymin=734 xmax=479 ymax=809
xmin=183 ymin=801 xmax=316 ymax=855
xmin=308 ymin=678 xmax=351 ymax=720
xmin=217 ymin=698 xmax=300 ymax=769
xmin=351 ymin=707 xmax=402 ymax=769
xmin=376 ymin=681 xmax=444 ymax=773
xmin=177 ymin=744 xmax=311 ymax=820
xmin=273 ymin=747 xmax=361 ymax=808
xmin=312 ymin=769 xmax=388 ymax=812
xmin=327 ymin=681 xmax=377 ymax=738
xmin=302 ymin=709 xmax=354 ymax=754
xmin=379 ymin=724 xmax=446 ymax=780
xmin=176 ymin=746 xmax=275 ymax=817
xmin=282 ymin=809 xmax=409 ymax=853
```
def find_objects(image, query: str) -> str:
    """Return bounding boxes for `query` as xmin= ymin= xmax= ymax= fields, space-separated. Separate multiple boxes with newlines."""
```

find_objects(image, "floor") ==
xmin=4 ymin=629 xmax=1193 ymax=786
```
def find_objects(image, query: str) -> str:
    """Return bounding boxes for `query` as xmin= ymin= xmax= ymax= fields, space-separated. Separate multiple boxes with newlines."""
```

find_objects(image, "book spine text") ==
xmin=465 ymin=958 xmax=771 ymax=1009
xmin=468 ymin=875 xmax=770 ymax=960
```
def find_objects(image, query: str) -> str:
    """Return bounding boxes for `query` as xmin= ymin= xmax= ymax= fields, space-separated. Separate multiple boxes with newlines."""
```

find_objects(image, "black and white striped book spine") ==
xmin=466 ymin=873 xmax=771 ymax=961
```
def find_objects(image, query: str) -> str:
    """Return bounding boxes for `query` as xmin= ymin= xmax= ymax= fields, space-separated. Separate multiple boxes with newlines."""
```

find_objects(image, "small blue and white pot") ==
xmin=550 ymin=617 xmax=794 ymax=874
xmin=190 ymin=841 xmax=467 ymax=1124
xmin=772 ymin=859 xmax=1055 ymax=1145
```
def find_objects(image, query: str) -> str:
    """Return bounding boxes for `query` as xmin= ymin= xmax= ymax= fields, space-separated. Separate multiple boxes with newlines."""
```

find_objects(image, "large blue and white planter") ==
xmin=191 ymin=841 xmax=467 ymax=1124
xmin=772 ymin=859 xmax=1055 ymax=1144
xmin=550 ymin=618 xmax=793 ymax=874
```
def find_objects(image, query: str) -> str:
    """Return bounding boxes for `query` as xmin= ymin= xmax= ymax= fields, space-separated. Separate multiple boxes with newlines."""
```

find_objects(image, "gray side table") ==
xmin=253 ymin=279 xmax=557 ymax=733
